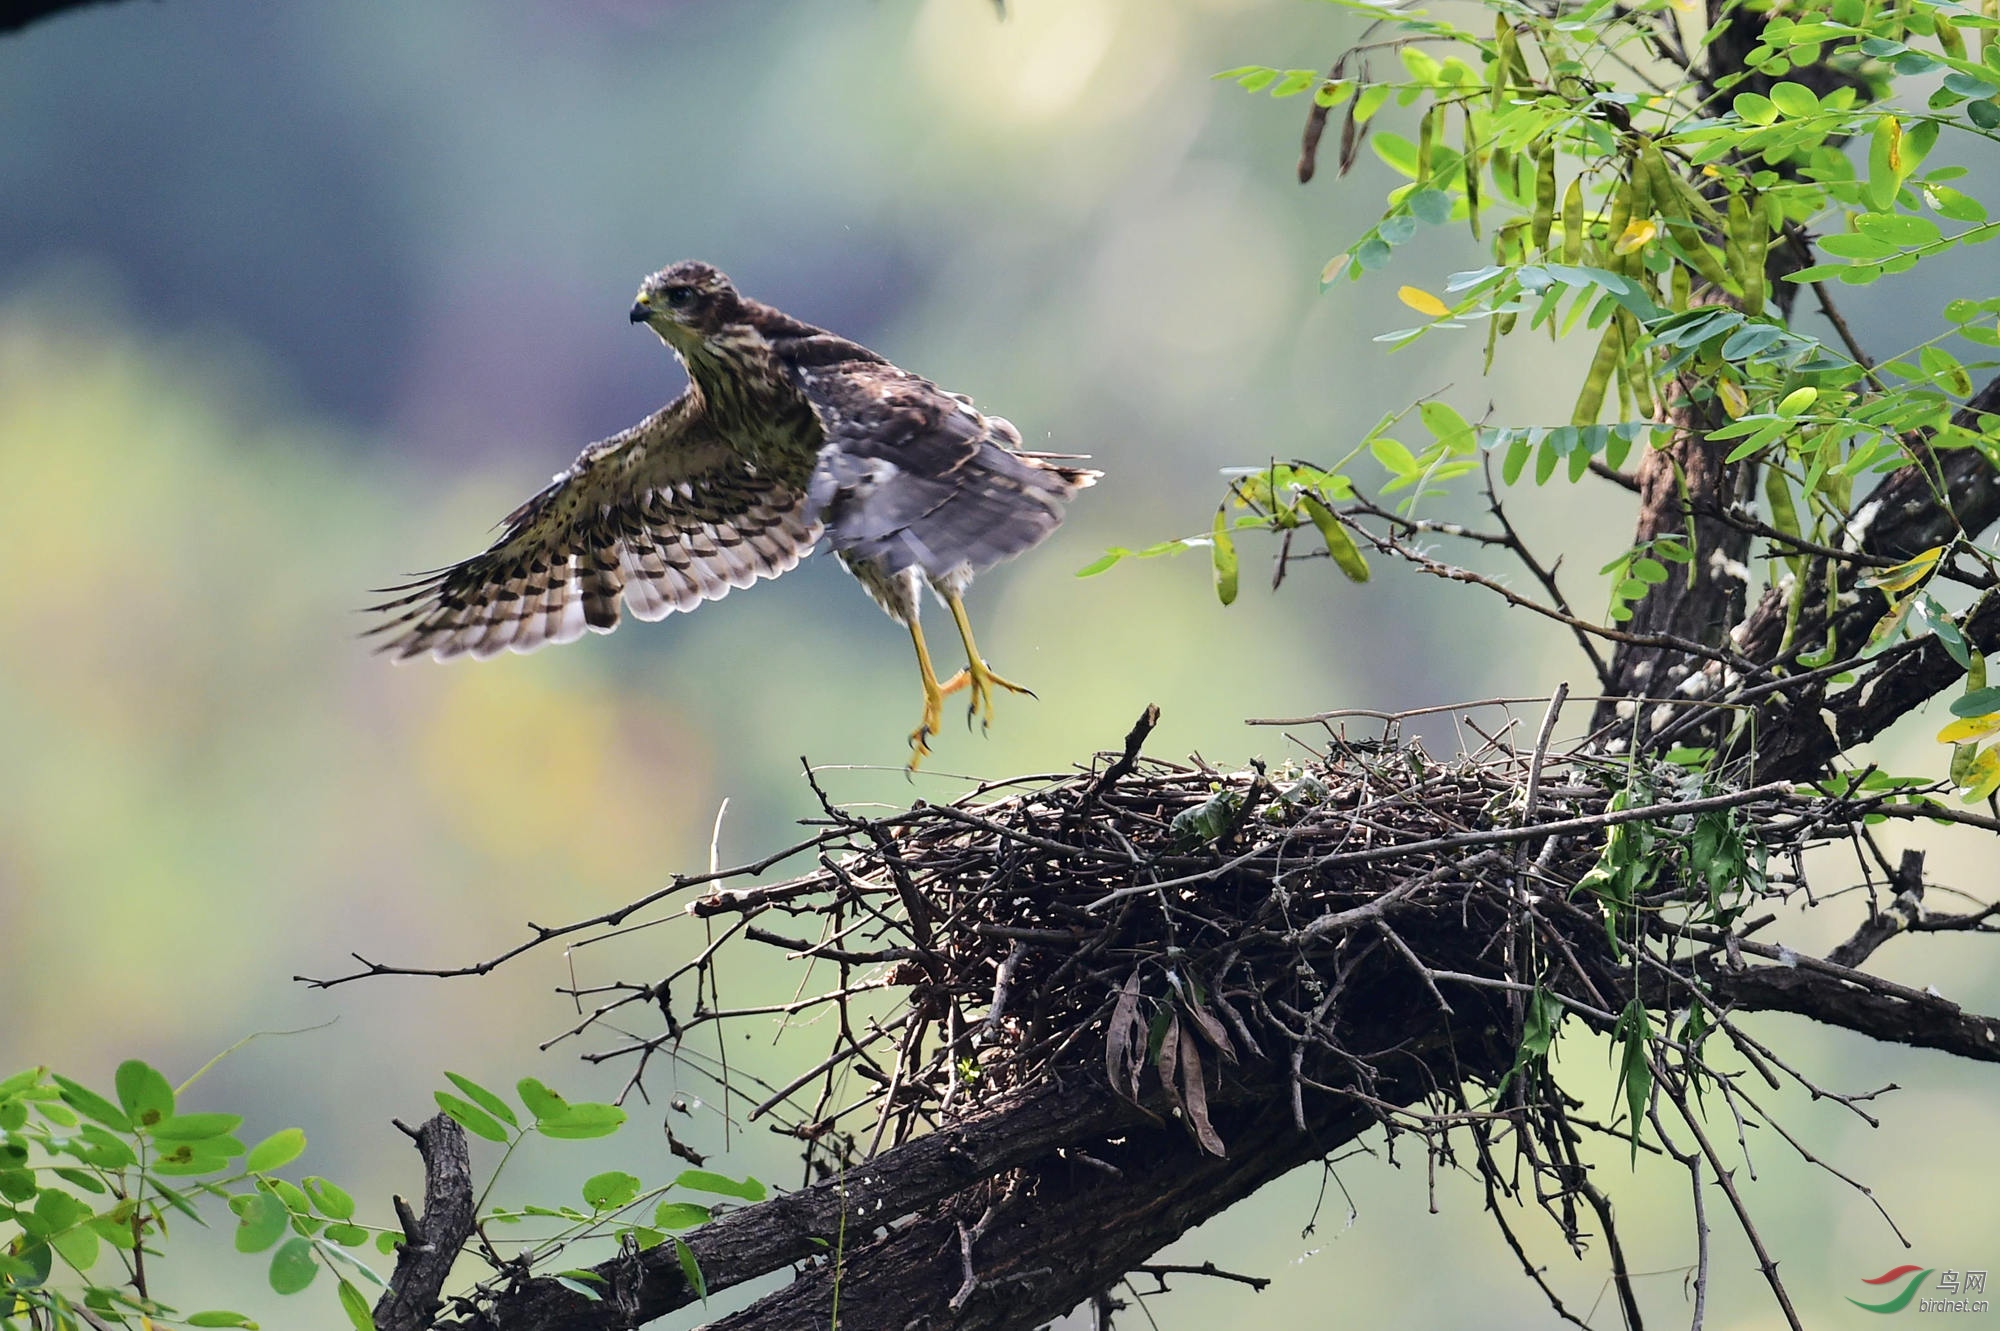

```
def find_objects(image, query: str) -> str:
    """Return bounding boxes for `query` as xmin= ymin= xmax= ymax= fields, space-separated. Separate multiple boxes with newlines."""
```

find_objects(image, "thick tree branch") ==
xmin=447 ymin=1081 xmax=1137 ymax=1331
xmin=377 ymin=1115 xmax=475 ymax=1331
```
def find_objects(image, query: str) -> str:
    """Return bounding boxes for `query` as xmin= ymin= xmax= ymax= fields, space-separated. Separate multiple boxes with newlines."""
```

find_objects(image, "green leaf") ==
xmin=302 ymin=1177 xmax=355 ymax=1221
xmin=1419 ymin=400 xmax=1476 ymax=454
xmin=515 ymin=1078 xmax=569 ymax=1124
xmin=268 ymin=1236 xmax=319 ymax=1295
xmin=1767 ymin=80 xmax=1820 ymax=117
xmin=443 ymin=1073 xmax=519 ymax=1129
xmin=1407 ymin=187 xmax=1454 ymax=226
xmin=1210 ymin=507 xmax=1238 ymax=607
xmin=187 ymin=1313 xmax=259 ymax=1328
xmin=1611 ymin=999 xmax=1654 ymax=1161
xmin=1733 ymin=91 xmax=1778 ymax=123
xmin=261 ymin=1177 xmax=316 ymax=1230
xmin=73 ymin=1125 xmax=135 ymax=1170
xmin=48 ymin=1222 xmax=100 ymax=1272
xmin=232 ymin=1190 xmax=290 ymax=1254
xmin=1926 ymin=185 xmax=1988 ymax=223
xmin=1950 ymin=687 xmax=2000 ymax=717
xmin=653 ymin=1201 xmax=711 ymax=1230
xmin=338 ymin=1278 xmax=373 ymax=1331
xmin=51 ymin=1077 xmax=131 ymax=1133
xmin=245 ymin=1129 xmax=307 ymax=1174
xmin=1369 ymin=437 xmax=1419 ymax=476
xmin=675 ymin=1237 xmax=708 ymax=1303
xmin=555 ymin=1276 xmax=604 ymax=1302
xmin=434 ymin=1093 xmax=510 ymax=1143
xmin=1867 ymin=115 xmax=1905 ymax=211
xmin=151 ymin=1112 xmax=244 ymax=1142
xmin=323 ymin=1223 xmax=369 ymax=1248
xmin=1856 ymin=211 xmax=1941 ymax=246
xmin=114 ymin=1061 xmax=173 ymax=1128
xmin=1818 ymin=232 xmax=1899 ymax=259
xmin=1075 ymin=551 xmax=1123 ymax=578
xmin=674 ymin=1169 xmax=768 ymax=1202
xmin=0 ymin=1066 xmax=46 ymax=1100
xmin=535 ymin=1103 xmax=627 ymax=1140
xmin=582 ymin=1171 xmax=642 ymax=1211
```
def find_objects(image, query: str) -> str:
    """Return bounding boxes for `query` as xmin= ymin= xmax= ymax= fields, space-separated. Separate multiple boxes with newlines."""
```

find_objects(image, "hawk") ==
xmin=367 ymin=261 xmax=1098 ymax=765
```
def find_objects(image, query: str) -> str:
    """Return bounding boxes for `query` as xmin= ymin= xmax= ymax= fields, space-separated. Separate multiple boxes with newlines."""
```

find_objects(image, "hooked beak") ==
xmin=629 ymin=301 xmax=652 ymax=324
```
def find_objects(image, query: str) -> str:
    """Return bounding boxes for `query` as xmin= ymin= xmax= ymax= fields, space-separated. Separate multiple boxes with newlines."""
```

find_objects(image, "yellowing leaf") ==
xmin=1776 ymin=386 xmax=1818 ymax=417
xmin=1398 ymin=285 xmax=1452 ymax=318
xmin=1613 ymin=218 xmax=1658 ymax=254
xmin=1319 ymin=254 xmax=1351 ymax=291
xmin=1938 ymin=714 xmax=2000 ymax=745
xmin=1862 ymin=545 xmax=1943 ymax=595
xmin=1717 ymin=378 xmax=1749 ymax=419
xmin=1960 ymin=746 xmax=2000 ymax=802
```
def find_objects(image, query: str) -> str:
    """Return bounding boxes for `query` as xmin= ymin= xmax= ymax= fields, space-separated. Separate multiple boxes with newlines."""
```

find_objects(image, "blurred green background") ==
xmin=2 ymin=1 xmax=1995 ymax=1326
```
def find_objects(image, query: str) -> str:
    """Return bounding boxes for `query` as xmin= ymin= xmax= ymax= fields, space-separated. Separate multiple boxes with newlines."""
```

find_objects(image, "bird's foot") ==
xmin=908 ymin=678 xmax=948 ymax=771
xmin=938 ymin=660 xmax=1036 ymax=730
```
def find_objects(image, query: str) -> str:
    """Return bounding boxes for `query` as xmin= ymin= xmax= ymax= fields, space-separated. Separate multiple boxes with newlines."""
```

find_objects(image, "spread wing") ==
xmin=367 ymin=394 xmax=822 ymax=661
xmin=795 ymin=362 xmax=1098 ymax=582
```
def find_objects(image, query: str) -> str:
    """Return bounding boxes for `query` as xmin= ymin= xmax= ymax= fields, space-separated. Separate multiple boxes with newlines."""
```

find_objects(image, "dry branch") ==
xmin=376 ymin=714 xmax=1999 ymax=1331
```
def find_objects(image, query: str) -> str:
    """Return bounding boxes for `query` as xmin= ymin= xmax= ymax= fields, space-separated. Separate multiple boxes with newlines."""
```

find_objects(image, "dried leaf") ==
xmin=1105 ymin=970 xmax=1146 ymax=1104
xmin=1300 ymin=98 xmax=1331 ymax=184
xmin=1154 ymin=1011 xmax=1182 ymax=1109
xmin=1176 ymin=1023 xmax=1228 ymax=1158
xmin=1180 ymin=999 xmax=1238 ymax=1064
xmin=1338 ymin=98 xmax=1367 ymax=177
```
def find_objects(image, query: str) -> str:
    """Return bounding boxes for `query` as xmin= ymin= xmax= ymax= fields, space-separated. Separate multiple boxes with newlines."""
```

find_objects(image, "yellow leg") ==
xmin=938 ymin=591 xmax=1035 ymax=729
xmin=906 ymin=619 xmax=948 ymax=770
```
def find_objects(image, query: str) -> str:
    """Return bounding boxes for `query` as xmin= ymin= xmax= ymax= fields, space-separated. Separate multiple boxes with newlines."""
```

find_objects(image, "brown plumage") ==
xmin=368 ymin=261 xmax=1097 ymax=762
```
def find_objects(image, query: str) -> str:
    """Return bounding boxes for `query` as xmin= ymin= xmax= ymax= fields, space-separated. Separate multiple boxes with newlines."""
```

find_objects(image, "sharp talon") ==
xmin=908 ymin=677 xmax=946 ymax=772
xmin=951 ymin=658 xmax=1033 ymax=730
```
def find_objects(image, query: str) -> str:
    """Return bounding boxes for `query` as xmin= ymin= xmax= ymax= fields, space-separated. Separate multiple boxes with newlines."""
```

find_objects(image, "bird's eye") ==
xmin=665 ymin=286 xmax=695 ymax=308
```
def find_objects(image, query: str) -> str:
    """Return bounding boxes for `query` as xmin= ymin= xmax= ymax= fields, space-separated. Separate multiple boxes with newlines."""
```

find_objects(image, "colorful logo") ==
xmin=1850 ymin=1267 xmax=1935 ymax=1314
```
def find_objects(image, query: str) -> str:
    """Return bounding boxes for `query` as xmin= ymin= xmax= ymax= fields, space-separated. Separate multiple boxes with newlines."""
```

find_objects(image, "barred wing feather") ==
xmin=367 ymin=396 xmax=821 ymax=661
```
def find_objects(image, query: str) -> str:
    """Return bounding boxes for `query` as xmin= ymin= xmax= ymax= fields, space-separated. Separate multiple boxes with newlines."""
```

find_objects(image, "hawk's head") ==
xmin=630 ymin=261 xmax=744 ymax=351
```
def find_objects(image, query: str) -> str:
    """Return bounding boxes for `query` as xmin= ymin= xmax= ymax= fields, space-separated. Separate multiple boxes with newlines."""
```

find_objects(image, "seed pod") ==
xmin=1606 ymin=163 xmax=1635 ymax=246
xmin=1417 ymin=105 xmax=1435 ymax=184
xmin=1561 ymin=176 xmax=1586 ymax=263
xmin=1643 ymin=139 xmax=1733 ymax=293
xmin=1463 ymin=106 xmax=1482 ymax=238
xmin=1728 ymin=190 xmax=1767 ymax=315
xmin=1533 ymin=140 xmax=1557 ymax=252
xmin=1620 ymin=310 xmax=1655 ymax=417
xmin=1573 ymin=319 xmax=1622 ymax=427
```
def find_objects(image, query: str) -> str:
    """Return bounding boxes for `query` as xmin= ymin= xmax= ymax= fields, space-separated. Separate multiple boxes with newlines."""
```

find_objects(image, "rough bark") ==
xmin=422 ymin=922 xmax=1999 ymax=1331
xmin=1594 ymin=381 xmax=1753 ymax=734
xmin=377 ymin=1116 xmax=477 ymax=1331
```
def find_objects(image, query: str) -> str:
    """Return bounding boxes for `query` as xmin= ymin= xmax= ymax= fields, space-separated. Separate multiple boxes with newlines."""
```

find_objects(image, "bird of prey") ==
xmin=368 ymin=261 xmax=1098 ymax=765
